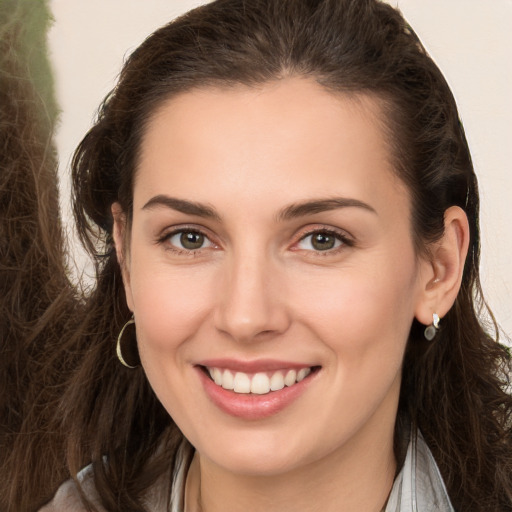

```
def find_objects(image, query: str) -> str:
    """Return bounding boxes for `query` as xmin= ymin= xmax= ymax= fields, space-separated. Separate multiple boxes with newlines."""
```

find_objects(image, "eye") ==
xmin=296 ymin=230 xmax=346 ymax=252
xmin=166 ymin=230 xmax=214 ymax=251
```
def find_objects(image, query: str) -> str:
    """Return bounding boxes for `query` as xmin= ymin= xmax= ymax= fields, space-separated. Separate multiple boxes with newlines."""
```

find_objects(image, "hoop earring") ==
xmin=116 ymin=316 xmax=138 ymax=368
xmin=424 ymin=313 xmax=440 ymax=341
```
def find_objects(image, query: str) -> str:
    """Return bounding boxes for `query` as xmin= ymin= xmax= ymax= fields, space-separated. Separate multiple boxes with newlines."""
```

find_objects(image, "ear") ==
xmin=112 ymin=202 xmax=134 ymax=312
xmin=415 ymin=206 xmax=470 ymax=326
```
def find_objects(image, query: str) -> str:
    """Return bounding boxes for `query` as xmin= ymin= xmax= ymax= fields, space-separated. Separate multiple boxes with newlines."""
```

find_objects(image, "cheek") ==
xmin=127 ymin=253 xmax=218 ymax=354
xmin=125 ymin=253 xmax=219 ymax=422
xmin=291 ymin=251 xmax=419 ymax=359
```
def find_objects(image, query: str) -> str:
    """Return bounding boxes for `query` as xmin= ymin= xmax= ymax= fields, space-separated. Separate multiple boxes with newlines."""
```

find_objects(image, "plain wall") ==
xmin=48 ymin=0 xmax=511 ymax=336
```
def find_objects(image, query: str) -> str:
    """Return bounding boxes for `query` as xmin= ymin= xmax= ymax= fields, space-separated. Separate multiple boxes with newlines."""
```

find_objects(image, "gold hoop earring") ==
xmin=424 ymin=313 xmax=440 ymax=341
xmin=116 ymin=316 xmax=137 ymax=368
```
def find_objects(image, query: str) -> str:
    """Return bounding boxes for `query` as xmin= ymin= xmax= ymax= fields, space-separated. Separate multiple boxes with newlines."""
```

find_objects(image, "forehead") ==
xmin=134 ymin=77 xmax=409 ymax=219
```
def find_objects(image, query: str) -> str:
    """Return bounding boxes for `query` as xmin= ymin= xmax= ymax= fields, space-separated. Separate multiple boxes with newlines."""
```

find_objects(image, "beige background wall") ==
xmin=48 ymin=0 xmax=511 ymax=336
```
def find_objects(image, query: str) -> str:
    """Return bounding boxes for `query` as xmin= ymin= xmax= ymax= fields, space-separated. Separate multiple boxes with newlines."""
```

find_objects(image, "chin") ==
xmin=190 ymin=424 xmax=332 ymax=477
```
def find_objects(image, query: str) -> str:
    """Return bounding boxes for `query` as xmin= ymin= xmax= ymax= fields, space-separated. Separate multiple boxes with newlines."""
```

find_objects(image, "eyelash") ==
xmin=156 ymin=226 xmax=353 ymax=256
xmin=293 ymin=227 xmax=353 ymax=256
xmin=157 ymin=226 xmax=216 ymax=256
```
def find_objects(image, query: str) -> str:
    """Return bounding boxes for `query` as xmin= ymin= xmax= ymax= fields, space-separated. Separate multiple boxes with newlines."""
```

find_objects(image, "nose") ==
xmin=213 ymin=251 xmax=291 ymax=343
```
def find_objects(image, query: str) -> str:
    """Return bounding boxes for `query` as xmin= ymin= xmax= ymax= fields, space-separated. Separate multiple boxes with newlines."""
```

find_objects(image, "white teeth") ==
xmin=212 ymin=368 xmax=223 ymax=386
xmin=251 ymin=373 xmax=271 ymax=394
xmin=297 ymin=367 xmax=311 ymax=382
xmin=270 ymin=371 xmax=285 ymax=391
xmin=221 ymin=369 xmax=234 ymax=390
xmin=233 ymin=372 xmax=251 ymax=393
xmin=207 ymin=366 xmax=313 ymax=394
xmin=284 ymin=369 xmax=297 ymax=386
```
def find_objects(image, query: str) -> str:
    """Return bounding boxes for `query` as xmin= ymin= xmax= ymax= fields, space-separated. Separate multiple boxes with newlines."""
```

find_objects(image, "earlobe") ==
xmin=111 ymin=202 xmax=134 ymax=311
xmin=415 ymin=206 xmax=470 ymax=327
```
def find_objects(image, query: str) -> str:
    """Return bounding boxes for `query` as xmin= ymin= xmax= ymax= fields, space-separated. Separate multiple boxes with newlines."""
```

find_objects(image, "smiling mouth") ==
xmin=202 ymin=366 xmax=320 ymax=395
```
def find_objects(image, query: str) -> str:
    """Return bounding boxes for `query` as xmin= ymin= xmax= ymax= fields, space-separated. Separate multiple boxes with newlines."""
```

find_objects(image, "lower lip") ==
xmin=197 ymin=368 xmax=316 ymax=420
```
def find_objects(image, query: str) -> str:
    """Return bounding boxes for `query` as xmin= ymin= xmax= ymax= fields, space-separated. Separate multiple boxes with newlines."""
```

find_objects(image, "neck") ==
xmin=185 ymin=419 xmax=396 ymax=512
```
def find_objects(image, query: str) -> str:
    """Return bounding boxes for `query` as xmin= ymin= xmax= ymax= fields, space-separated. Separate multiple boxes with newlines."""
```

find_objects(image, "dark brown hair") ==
xmin=0 ymin=1 xmax=82 ymax=510
xmin=21 ymin=0 xmax=512 ymax=510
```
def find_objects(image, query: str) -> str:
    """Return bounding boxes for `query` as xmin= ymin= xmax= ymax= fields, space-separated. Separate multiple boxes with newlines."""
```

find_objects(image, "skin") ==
xmin=113 ymin=77 xmax=469 ymax=512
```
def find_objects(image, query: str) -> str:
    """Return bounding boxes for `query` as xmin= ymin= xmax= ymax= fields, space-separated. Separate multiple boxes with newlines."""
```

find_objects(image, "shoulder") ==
xmin=38 ymin=466 xmax=105 ymax=512
xmin=38 ymin=480 xmax=86 ymax=512
xmin=38 ymin=440 xmax=194 ymax=512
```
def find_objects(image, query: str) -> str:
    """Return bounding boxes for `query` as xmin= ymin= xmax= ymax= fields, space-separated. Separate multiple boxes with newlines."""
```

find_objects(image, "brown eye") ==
xmin=311 ymin=233 xmax=336 ymax=251
xmin=167 ymin=230 xmax=213 ymax=251
xmin=180 ymin=232 xmax=205 ymax=249
xmin=296 ymin=231 xmax=344 ymax=252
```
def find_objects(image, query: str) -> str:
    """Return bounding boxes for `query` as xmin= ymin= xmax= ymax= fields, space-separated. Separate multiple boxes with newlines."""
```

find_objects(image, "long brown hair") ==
xmin=12 ymin=0 xmax=512 ymax=510
xmin=0 ymin=1 xmax=82 ymax=510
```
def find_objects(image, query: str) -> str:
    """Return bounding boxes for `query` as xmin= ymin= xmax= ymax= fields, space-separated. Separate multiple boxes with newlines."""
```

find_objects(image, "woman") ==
xmin=23 ymin=0 xmax=512 ymax=510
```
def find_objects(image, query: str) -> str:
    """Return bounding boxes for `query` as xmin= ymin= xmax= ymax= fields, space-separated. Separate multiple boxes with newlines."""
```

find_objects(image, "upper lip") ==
xmin=196 ymin=358 xmax=316 ymax=373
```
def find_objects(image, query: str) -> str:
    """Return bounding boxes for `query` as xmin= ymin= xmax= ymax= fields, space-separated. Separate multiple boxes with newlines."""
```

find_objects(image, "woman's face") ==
xmin=116 ymin=78 xmax=431 ymax=476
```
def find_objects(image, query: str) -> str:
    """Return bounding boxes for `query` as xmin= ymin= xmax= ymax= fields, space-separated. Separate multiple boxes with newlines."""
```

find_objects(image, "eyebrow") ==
xmin=142 ymin=195 xmax=221 ymax=220
xmin=141 ymin=195 xmax=376 ymax=221
xmin=278 ymin=197 xmax=377 ymax=221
